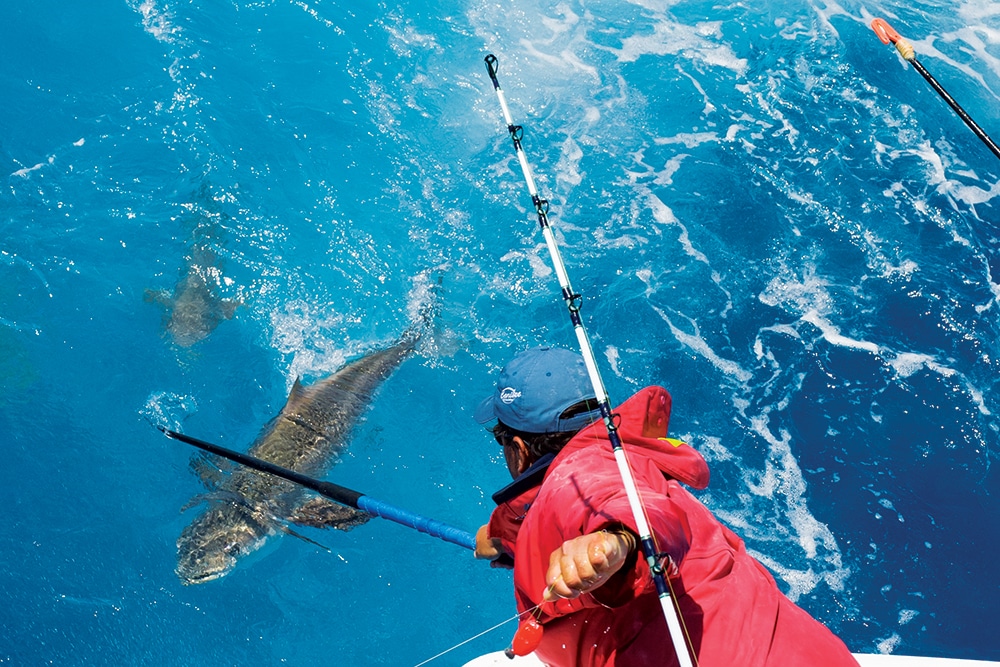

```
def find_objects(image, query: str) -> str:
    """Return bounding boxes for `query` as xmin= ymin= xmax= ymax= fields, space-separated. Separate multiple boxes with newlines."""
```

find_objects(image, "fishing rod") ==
xmin=871 ymin=17 xmax=1000 ymax=162
xmin=483 ymin=54 xmax=695 ymax=667
xmin=159 ymin=426 xmax=477 ymax=551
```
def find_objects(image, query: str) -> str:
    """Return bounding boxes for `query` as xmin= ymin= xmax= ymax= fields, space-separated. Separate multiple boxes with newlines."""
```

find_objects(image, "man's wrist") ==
xmin=614 ymin=529 xmax=637 ymax=555
xmin=602 ymin=527 xmax=637 ymax=557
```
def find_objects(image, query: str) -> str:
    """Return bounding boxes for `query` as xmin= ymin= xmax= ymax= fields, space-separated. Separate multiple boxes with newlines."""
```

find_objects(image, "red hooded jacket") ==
xmin=487 ymin=386 xmax=858 ymax=667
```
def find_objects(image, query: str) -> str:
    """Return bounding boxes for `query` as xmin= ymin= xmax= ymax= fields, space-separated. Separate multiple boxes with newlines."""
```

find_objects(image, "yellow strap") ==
xmin=895 ymin=38 xmax=915 ymax=61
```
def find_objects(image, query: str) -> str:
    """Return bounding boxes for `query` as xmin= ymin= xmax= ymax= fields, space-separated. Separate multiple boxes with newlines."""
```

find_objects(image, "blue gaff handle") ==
xmin=357 ymin=496 xmax=476 ymax=550
xmin=160 ymin=426 xmax=477 ymax=552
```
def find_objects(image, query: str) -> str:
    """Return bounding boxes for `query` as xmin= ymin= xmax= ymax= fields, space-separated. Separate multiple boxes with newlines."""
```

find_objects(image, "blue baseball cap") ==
xmin=474 ymin=346 xmax=602 ymax=434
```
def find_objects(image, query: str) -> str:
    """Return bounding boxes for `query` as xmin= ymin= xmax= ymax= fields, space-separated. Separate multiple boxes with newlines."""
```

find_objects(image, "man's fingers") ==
xmin=475 ymin=524 xmax=505 ymax=561
xmin=568 ymin=547 xmax=600 ymax=584
xmin=545 ymin=551 xmax=571 ymax=599
xmin=589 ymin=533 xmax=616 ymax=573
xmin=554 ymin=552 xmax=587 ymax=596
xmin=544 ymin=532 xmax=618 ymax=600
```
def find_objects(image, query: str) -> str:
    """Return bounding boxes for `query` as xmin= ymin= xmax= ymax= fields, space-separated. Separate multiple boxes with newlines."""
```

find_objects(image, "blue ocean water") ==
xmin=2 ymin=0 xmax=998 ymax=664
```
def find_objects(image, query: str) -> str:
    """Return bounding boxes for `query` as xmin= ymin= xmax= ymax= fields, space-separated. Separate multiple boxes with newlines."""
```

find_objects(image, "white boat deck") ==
xmin=464 ymin=651 xmax=1000 ymax=666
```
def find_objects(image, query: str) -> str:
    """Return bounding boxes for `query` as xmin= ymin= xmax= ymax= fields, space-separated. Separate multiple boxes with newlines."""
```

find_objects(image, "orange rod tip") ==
xmin=871 ymin=18 xmax=901 ymax=45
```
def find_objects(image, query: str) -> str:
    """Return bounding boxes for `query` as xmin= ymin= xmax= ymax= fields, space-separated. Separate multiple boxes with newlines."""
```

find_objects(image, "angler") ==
xmin=478 ymin=54 xmax=860 ymax=667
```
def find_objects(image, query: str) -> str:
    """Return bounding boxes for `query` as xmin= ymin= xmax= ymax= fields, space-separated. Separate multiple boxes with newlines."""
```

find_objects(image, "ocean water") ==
xmin=2 ymin=0 xmax=998 ymax=664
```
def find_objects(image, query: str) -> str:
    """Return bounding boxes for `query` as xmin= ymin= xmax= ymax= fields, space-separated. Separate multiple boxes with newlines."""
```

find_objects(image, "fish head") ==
xmin=175 ymin=504 xmax=270 ymax=584
xmin=164 ymin=271 xmax=239 ymax=347
xmin=165 ymin=273 xmax=215 ymax=347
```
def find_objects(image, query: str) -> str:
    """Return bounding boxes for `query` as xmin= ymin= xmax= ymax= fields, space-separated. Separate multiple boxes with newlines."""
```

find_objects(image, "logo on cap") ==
xmin=499 ymin=387 xmax=521 ymax=404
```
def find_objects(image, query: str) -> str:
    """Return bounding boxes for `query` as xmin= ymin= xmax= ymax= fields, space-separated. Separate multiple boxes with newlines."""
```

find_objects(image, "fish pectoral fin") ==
xmin=143 ymin=288 xmax=172 ymax=308
xmin=288 ymin=497 xmax=372 ymax=531
xmin=280 ymin=525 xmax=332 ymax=552
xmin=188 ymin=452 xmax=232 ymax=490
xmin=179 ymin=494 xmax=211 ymax=513
xmin=220 ymin=299 xmax=241 ymax=319
xmin=179 ymin=490 xmax=250 ymax=513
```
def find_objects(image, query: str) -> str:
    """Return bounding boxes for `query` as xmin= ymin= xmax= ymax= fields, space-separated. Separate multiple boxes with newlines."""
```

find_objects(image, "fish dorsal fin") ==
xmin=284 ymin=377 xmax=309 ymax=412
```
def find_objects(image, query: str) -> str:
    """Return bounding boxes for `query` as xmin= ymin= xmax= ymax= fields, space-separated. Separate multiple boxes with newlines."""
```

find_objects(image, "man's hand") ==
xmin=543 ymin=529 xmax=636 ymax=601
xmin=475 ymin=524 xmax=505 ymax=561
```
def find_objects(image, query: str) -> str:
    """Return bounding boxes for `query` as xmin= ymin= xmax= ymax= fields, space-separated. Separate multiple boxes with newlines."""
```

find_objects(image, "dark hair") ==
xmin=492 ymin=398 xmax=600 ymax=459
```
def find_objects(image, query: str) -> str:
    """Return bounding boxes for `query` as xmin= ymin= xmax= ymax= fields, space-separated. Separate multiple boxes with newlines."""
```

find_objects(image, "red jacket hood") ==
xmin=560 ymin=385 xmax=710 ymax=490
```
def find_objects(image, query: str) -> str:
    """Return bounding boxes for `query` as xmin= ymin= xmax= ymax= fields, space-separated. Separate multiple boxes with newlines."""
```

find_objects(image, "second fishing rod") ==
xmin=483 ymin=54 xmax=696 ymax=667
xmin=871 ymin=17 xmax=1000 ymax=162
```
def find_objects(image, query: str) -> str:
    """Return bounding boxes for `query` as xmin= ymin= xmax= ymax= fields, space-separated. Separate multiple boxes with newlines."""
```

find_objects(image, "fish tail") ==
xmin=403 ymin=270 xmax=443 ymax=345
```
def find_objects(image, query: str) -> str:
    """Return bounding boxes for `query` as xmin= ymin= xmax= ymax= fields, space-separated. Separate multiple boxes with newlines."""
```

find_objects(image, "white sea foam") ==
xmin=749 ymin=416 xmax=828 ymax=560
xmin=656 ymin=155 xmax=687 ymax=186
xmin=901 ymin=139 xmax=1000 ymax=209
xmin=500 ymin=244 xmax=553 ymax=280
xmin=635 ymin=268 xmax=656 ymax=297
xmin=877 ymin=632 xmax=903 ymax=654
xmin=753 ymin=79 xmax=800 ymax=147
xmin=516 ymin=42 xmax=600 ymax=81
xmin=801 ymin=309 xmax=880 ymax=354
xmin=652 ymin=305 xmax=752 ymax=383
xmin=889 ymin=352 xmax=956 ymax=379
xmin=641 ymin=190 xmax=675 ymax=224
xmin=761 ymin=269 xmax=992 ymax=420
xmin=646 ymin=191 xmax=710 ymax=265
xmin=888 ymin=353 xmax=990 ymax=415
xmin=141 ymin=391 xmax=198 ymax=431
xmin=593 ymin=227 xmax=649 ymax=250
xmin=555 ymin=136 xmax=585 ymax=189
xmin=515 ymin=4 xmax=600 ymax=82
xmin=623 ymin=150 xmax=683 ymax=188
xmin=749 ymin=550 xmax=823 ymax=602
xmin=696 ymin=434 xmax=734 ymax=462
xmin=911 ymin=30 xmax=1000 ymax=103
xmin=405 ymin=268 xmax=442 ymax=327
xmin=614 ymin=17 xmax=747 ymax=75
xmin=662 ymin=361 xmax=851 ymax=599
xmin=11 ymin=157 xmax=53 ymax=178
xmin=134 ymin=0 xmax=178 ymax=44
xmin=759 ymin=269 xmax=831 ymax=315
xmin=269 ymin=300 xmax=350 ymax=392
xmin=598 ymin=345 xmax=647 ymax=387
xmin=653 ymin=131 xmax=722 ymax=148
xmin=605 ymin=345 xmax=621 ymax=376
xmin=944 ymin=178 xmax=1000 ymax=206
xmin=760 ymin=269 xmax=884 ymax=354
xmin=292 ymin=1 xmax=341 ymax=31
xmin=821 ymin=0 xmax=1000 ymax=101
xmin=384 ymin=16 xmax=442 ymax=58
xmin=676 ymin=64 xmax=716 ymax=115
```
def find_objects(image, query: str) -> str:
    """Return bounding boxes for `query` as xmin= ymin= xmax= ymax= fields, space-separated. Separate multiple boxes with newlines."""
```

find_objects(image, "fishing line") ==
xmin=483 ymin=53 xmax=696 ymax=667
xmin=871 ymin=17 xmax=1000 ymax=162
xmin=410 ymin=605 xmax=542 ymax=667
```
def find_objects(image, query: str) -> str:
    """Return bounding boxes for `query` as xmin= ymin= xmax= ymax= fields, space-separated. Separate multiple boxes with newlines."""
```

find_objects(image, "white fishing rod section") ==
xmin=483 ymin=54 xmax=695 ymax=667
